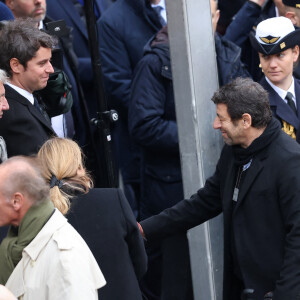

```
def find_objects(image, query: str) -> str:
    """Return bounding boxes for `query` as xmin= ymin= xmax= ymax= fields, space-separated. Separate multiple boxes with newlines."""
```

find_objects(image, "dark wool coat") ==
xmin=0 ymin=85 xmax=55 ymax=157
xmin=129 ymin=35 xmax=183 ymax=219
xmin=141 ymin=125 xmax=300 ymax=300
xmin=66 ymin=188 xmax=147 ymax=300
xmin=97 ymin=0 xmax=162 ymax=184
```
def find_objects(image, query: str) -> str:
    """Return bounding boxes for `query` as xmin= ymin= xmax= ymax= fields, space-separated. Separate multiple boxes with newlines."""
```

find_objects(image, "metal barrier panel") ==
xmin=166 ymin=0 xmax=224 ymax=299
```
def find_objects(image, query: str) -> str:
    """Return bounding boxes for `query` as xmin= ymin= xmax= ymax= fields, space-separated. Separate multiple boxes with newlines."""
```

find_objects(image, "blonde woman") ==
xmin=38 ymin=137 xmax=147 ymax=300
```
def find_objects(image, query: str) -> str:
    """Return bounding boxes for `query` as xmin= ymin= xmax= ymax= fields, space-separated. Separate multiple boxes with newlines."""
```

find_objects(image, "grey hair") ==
xmin=0 ymin=156 xmax=50 ymax=206
xmin=0 ymin=69 xmax=8 ymax=84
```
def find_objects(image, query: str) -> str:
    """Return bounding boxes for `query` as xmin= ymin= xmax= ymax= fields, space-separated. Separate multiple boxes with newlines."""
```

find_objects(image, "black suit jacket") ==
xmin=0 ymin=85 xmax=55 ymax=157
xmin=141 ymin=125 xmax=300 ymax=300
xmin=67 ymin=188 xmax=147 ymax=300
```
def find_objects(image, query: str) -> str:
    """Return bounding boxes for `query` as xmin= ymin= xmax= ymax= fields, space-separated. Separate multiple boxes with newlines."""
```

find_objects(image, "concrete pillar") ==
xmin=166 ymin=0 xmax=224 ymax=298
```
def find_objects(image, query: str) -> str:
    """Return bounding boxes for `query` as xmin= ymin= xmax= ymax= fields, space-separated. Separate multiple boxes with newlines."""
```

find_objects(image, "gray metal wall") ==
xmin=166 ymin=0 xmax=224 ymax=299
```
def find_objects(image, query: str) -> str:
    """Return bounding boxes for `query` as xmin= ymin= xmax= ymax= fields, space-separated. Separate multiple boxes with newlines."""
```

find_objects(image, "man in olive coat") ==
xmin=140 ymin=77 xmax=300 ymax=300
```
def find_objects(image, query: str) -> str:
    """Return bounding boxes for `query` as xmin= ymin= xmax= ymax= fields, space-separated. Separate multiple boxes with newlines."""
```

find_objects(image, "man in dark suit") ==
xmin=0 ymin=19 xmax=56 ymax=157
xmin=4 ymin=0 xmax=105 ymax=186
xmin=250 ymin=16 xmax=300 ymax=142
xmin=139 ymin=77 xmax=300 ymax=300
xmin=5 ymin=0 xmax=77 ymax=140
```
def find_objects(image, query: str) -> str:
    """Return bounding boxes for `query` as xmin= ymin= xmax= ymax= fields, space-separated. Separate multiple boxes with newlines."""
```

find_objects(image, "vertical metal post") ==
xmin=166 ymin=0 xmax=224 ymax=299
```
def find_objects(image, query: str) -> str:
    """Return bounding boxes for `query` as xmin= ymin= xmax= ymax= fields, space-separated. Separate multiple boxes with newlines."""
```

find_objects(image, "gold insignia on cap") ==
xmin=280 ymin=42 xmax=286 ymax=49
xmin=260 ymin=36 xmax=280 ymax=44
xmin=296 ymin=4 xmax=300 ymax=8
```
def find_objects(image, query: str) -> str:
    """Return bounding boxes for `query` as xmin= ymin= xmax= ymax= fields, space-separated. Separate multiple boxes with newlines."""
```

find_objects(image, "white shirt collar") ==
xmin=151 ymin=0 xmax=166 ymax=9
xmin=6 ymin=82 xmax=34 ymax=105
xmin=265 ymin=76 xmax=296 ymax=106
xmin=151 ymin=0 xmax=167 ymax=23
xmin=38 ymin=20 xmax=43 ymax=30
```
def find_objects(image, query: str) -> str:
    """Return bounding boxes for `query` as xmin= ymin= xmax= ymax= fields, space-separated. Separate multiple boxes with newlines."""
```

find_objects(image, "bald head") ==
xmin=0 ymin=156 xmax=49 ymax=202
xmin=0 ymin=156 xmax=50 ymax=226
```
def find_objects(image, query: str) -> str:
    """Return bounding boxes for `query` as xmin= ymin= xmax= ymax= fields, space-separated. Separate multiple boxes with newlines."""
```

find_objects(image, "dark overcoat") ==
xmin=0 ymin=85 xmax=55 ymax=157
xmin=129 ymin=38 xmax=183 ymax=219
xmin=66 ymin=188 xmax=147 ymax=300
xmin=97 ymin=0 xmax=162 ymax=185
xmin=141 ymin=127 xmax=300 ymax=300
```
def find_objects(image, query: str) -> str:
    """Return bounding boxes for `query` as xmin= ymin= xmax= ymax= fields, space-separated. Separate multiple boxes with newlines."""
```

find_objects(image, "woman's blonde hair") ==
xmin=37 ymin=137 xmax=93 ymax=214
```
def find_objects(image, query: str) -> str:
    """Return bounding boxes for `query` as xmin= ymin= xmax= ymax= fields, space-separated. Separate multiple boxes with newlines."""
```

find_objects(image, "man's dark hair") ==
xmin=212 ymin=77 xmax=272 ymax=128
xmin=0 ymin=19 xmax=57 ymax=78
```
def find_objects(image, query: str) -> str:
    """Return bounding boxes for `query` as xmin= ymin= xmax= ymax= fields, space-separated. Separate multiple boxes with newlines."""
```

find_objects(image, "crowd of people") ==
xmin=0 ymin=0 xmax=300 ymax=299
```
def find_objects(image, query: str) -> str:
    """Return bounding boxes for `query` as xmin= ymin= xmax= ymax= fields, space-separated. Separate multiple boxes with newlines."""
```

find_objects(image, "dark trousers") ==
xmin=141 ymin=234 xmax=194 ymax=300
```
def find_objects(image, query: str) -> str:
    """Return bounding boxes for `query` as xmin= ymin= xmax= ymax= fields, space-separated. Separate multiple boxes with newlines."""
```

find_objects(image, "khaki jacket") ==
xmin=6 ymin=209 xmax=106 ymax=300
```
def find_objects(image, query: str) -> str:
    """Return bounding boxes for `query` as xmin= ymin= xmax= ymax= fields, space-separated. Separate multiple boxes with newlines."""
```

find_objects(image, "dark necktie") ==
xmin=285 ymin=92 xmax=297 ymax=116
xmin=152 ymin=6 xmax=167 ymax=27
xmin=33 ymin=97 xmax=51 ymax=123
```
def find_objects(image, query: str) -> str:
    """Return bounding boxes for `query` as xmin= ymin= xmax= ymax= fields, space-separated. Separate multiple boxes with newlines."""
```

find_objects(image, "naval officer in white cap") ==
xmin=250 ymin=16 xmax=300 ymax=142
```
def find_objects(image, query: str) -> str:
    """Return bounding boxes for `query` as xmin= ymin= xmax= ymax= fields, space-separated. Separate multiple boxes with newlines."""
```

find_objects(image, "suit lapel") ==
xmin=234 ymin=158 xmax=264 ymax=212
xmin=261 ymin=77 xmax=300 ymax=129
xmin=5 ymin=85 xmax=54 ymax=133
xmin=222 ymin=158 xmax=236 ymax=215
xmin=28 ymin=102 xmax=54 ymax=132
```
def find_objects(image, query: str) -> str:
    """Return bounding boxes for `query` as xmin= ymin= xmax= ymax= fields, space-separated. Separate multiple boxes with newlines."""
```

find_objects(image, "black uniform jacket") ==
xmin=66 ymin=188 xmax=147 ymax=300
xmin=141 ymin=127 xmax=300 ymax=300
xmin=0 ymin=85 xmax=55 ymax=157
xmin=260 ymin=77 xmax=300 ymax=143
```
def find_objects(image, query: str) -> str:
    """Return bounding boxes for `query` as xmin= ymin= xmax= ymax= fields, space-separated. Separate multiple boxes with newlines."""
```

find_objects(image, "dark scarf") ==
xmin=232 ymin=118 xmax=281 ymax=165
xmin=0 ymin=200 xmax=54 ymax=284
